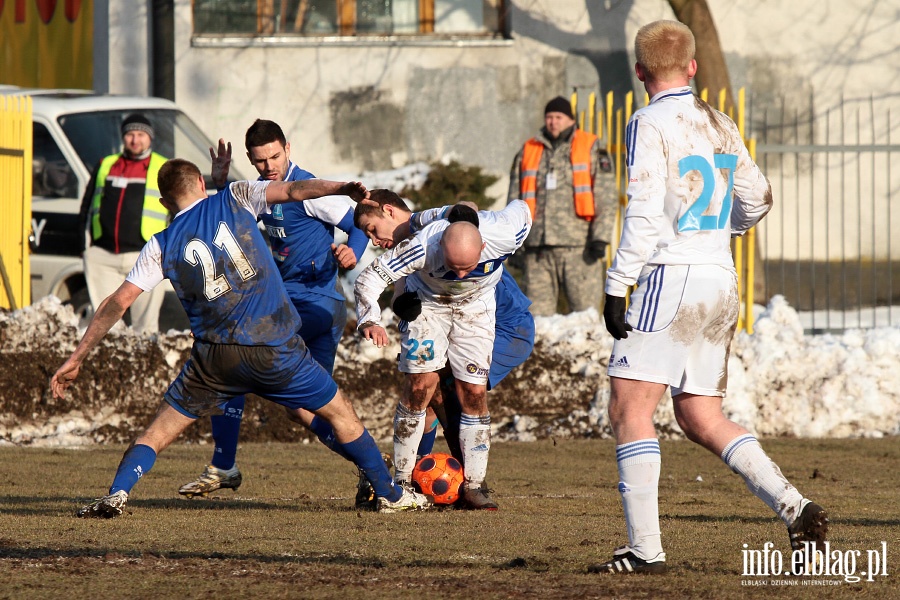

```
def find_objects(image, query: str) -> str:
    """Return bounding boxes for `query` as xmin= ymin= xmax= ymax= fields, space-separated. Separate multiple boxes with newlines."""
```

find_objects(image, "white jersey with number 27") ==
xmin=605 ymin=86 xmax=772 ymax=297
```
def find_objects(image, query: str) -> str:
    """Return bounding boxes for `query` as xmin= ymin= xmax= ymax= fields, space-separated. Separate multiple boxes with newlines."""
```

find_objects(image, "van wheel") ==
xmin=67 ymin=288 xmax=94 ymax=323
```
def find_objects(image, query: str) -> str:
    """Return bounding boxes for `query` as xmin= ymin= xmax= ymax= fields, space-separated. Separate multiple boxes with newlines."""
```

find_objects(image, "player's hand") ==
xmin=587 ymin=240 xmax=608 ymax=261
xmin=392 ymin=291 xmax=422 ymax=322
xmin=603 ymin=294 xmax=632 ymax=340
xmin=359 ymin=197 xmax=379 ymax=208
xmin=209 ymin=138 xmax=232 ymax=189
xmin=360 ymin=323 xmax=389 ymax=348
xmin=50 ymin=360 xmax=81 ymax=400
xmin=331 ymin=243 xmax=358 ymax=269
xmin=338 ymin=181 xmax=368 ymax=202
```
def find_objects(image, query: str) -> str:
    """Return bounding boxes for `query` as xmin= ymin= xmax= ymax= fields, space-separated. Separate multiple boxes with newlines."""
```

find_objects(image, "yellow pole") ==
xmin=605 ymin=90 xmax=614 ymax=154
xmin=735 ymin=228 xmax=745 ymax=331
xmin=588 ymin=92 xmax=596 ymax=135
xmin=745 ymin=137 xmax=758 ymax=334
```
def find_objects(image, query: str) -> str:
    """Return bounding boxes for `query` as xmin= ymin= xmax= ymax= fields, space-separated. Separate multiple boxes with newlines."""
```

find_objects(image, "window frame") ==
xmin=191 ymin=0 xmax=511 ymax=46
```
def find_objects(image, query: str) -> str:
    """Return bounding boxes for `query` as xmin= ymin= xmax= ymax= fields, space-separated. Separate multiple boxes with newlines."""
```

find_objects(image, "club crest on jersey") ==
xmin=272 ymin=204 xmax=284 ymax=220
xmin=465 ymin=363 xmax=489 ymax=377
xmin=483 ymin=262 xmax=493 ymax=274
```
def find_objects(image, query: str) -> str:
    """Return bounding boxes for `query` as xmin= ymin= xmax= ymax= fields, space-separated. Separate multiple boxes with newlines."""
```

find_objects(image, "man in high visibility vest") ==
xmin=78 ymin=114 xmax=168 ymax=333
xmin=507 ymin=96 xmax=618 ymax=316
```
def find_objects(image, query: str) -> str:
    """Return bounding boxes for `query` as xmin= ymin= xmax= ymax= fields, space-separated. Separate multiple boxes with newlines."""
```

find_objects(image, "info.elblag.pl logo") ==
xmin=741 ymin=541 xmax=888 ymax=584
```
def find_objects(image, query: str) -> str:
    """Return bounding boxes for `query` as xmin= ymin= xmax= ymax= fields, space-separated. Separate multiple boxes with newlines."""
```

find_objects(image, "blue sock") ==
xmin=417 ymin=420 xmax=439 ymax=457
xmin=210 ymin=396 xmax=245 ymax=469
xmin=340 ymin=430 xmax=401 ymax=502
xmin=109 ymin=444 xmax=157 ymax=495
xmin=309 ymin=416 xmax=352 ymax=461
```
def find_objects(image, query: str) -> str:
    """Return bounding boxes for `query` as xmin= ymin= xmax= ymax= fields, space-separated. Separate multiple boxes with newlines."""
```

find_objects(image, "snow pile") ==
xmin=1 ymin=295 xmax=898 ymax=447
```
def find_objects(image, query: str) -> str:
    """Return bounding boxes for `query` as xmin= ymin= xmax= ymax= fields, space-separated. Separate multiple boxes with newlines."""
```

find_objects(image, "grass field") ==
xmin=1 ymin=438 xmax=897 ymax=599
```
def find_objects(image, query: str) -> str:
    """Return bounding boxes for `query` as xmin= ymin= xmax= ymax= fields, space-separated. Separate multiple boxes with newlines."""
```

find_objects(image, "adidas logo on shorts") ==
xmin=611 ymin=355 xmax=630 ymax=368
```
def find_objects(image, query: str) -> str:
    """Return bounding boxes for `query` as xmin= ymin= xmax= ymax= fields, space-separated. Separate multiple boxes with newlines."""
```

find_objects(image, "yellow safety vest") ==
xmin=90 ymin=152 xmax=167 ymax=241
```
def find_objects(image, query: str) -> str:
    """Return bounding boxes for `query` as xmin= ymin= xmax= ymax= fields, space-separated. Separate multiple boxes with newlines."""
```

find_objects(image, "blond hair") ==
xmin=635 ymin=20 xmax=695 ymax=81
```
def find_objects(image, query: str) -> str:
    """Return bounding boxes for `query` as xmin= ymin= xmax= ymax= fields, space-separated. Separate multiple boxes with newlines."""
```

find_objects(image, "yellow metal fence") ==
xmin=572 ymin=88 xmax=758 ymax=333
xmin=0 ymin=95 xmax=32 ymax=310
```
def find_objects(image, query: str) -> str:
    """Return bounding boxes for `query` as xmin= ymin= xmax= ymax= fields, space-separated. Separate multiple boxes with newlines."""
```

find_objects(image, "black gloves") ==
xmin=393 ymin=291 xmax=422 ymax=322
xmin=587 ymin=240 xmax=608 ymax=261
xmin=603 ymin=294 xmax=632 ymax=340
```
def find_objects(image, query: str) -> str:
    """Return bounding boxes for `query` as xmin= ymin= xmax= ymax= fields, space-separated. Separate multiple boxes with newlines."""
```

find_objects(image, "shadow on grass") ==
xmin=0 ymin=495 xmax=357 ymax=517
xmin=0 ymin=544 xmax=392 ymax=567
xmin=0 ymin=544 xmax=514 ymax=573
xmin=670 ymin=513 xmax=900 ymax=528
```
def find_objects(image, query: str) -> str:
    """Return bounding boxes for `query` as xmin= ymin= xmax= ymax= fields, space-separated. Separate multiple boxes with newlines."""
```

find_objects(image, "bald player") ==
xmin=354 ymin=192 xmax=532 ymax=509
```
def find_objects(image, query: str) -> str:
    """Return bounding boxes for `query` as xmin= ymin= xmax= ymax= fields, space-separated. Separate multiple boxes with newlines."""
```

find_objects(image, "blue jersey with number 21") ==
xmin=156 ymin=181 xmax=300 ymax=346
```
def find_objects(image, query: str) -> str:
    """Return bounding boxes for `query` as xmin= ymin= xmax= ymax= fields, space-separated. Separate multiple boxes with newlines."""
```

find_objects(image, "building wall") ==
xmin=146 ymin=0 xmax=897 ymax=184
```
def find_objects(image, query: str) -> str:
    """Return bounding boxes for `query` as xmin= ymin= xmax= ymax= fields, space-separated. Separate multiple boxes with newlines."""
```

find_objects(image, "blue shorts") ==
xmin=487 ymin=311 xmax=535 ymax=390
xmin=293 ymin=291 xmax=347 ymax=375
xmin=165 ymin=335 xmax=338 ymax=418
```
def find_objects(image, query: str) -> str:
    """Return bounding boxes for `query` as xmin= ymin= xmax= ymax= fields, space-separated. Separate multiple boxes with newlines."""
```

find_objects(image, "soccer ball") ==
xmin=412 ymin=453 xmax=465 ymax=505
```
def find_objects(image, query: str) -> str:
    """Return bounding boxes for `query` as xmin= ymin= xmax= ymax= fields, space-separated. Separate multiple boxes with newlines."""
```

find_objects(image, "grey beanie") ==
xmin=121 ymin=113 xmax=155 ymax=139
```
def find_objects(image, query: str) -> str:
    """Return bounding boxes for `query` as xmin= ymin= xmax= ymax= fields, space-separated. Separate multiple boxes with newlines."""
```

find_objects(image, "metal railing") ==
xmin=571 ymin=89 xmax=899 ymax=332
xmin=752 ymin=96 xmax=897 ymax=332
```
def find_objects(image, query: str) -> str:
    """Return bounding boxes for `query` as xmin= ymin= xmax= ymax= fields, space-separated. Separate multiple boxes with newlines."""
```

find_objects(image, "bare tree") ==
xmin=667 ymin=0 xmax=735 ymax=111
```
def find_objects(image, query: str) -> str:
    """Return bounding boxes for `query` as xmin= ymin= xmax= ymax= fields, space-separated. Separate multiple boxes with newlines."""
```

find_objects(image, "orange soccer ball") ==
xmin=412 ymin=453 xmax=465 ymax=505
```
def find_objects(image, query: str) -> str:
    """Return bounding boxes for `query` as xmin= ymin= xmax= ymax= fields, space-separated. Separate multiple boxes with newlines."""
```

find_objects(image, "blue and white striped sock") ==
xmin=459 ymin=413 xmax=491 ymax=489
xmin=722 ymin=434 xmax=804 ymax=524
xmin=616 ymin=438 xmax=663 ymax=560
xmin=393 ymin=402 xmax=426 ymax=483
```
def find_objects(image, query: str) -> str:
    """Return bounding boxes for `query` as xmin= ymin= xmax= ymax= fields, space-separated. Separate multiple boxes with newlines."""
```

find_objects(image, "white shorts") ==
xmin=398 ymin=292 xmax=495 ymax=385
xmin=607 ymin=263 xmax=739 ymax=396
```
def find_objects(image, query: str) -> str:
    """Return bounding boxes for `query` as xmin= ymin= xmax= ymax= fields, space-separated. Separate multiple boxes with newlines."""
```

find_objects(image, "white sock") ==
xmin=722 ymin=434 xmax=805 ymax=525
xmin=392 ymin=403 xmax=426 ymax=483
xmin=617 ymin=439 xmax=663 ymax=560
xmin=459 ymin=413 xmax=491 ymax=489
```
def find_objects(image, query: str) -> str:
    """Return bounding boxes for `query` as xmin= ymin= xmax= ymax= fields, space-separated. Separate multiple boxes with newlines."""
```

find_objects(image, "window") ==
xmin=32 ymin=123 xmax=77 ymax=199
xmin=193 ymin=0 xmax=507 ymax=37
xmin=58 ymin=109 xmax=246 ymax=182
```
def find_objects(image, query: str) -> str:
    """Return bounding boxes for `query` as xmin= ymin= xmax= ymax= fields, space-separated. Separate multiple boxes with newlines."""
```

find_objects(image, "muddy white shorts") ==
xmin=398 ymin=291 xmax=496 ymax=385
xmin=607 ymin=263 xmax=739 ymax=396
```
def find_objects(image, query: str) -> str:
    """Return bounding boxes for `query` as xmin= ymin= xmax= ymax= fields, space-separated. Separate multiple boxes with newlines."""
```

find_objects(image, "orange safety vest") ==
xmin=520 ymin=129 xmax=597 ymax=221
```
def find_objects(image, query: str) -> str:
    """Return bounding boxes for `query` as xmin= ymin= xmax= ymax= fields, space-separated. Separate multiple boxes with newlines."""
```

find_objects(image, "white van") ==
xmin=0 ymin=87 xmax=246 ymax=322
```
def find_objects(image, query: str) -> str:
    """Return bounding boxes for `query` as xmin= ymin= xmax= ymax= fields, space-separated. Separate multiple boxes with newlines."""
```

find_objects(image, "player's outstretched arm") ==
xmin=265 ymin=180 xmax=368 ymax=204
xmin=50 ymin=282 xmax=144 ymax=399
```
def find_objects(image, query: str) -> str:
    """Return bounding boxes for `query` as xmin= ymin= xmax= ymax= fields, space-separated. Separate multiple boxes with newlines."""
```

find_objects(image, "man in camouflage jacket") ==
xmin=508 ymin=96 xmax=618 ymax=316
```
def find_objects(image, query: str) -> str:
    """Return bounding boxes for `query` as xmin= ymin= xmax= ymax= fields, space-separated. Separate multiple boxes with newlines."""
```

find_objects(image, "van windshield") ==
xmin=58 ymin=109 xmax=247 ymax=181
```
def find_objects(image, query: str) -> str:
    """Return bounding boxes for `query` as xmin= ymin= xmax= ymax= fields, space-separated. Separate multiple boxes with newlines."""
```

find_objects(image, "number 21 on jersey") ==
xmin=677 ymin=153 xmax=737 ymax=232
xmin=183 ymin=221 xmax=257 ymax=300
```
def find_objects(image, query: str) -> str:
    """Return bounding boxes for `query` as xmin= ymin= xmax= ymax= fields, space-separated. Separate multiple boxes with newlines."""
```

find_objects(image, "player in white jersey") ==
xmin=354 ymin=189 xmax=531 ymax=509
xmin=591 ymin=20 xmax=827 ymax=575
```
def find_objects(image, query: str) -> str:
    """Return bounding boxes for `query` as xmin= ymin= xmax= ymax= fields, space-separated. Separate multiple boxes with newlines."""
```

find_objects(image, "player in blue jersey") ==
xmin=354 ymin=190 xmax=533 ymax=510
xmin=178 ymin=120 xmax=370 ymax=498
xmin=590 ymin=21 xmax=826 ymax=574
xmin=51 ymin=159 xmax=432 ymax=518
